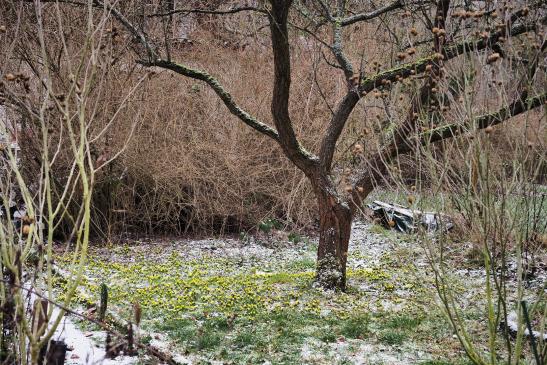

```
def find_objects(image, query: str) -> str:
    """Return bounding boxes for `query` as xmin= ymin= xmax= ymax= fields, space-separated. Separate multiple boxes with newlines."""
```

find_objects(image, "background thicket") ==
xmin=5 ymin=1 xmax=546 ymax=238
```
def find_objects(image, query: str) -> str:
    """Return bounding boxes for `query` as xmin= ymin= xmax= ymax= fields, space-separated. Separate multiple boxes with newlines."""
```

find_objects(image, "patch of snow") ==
xmin=301 ymin=337 xmax=432 ymax=365
xmin=506 ymin=311 xmax=547 ymax=341
xmin=51 ymin=311 xmax=137 ymax=365
xmin=149 ymin=337 xmax=194 ymax=364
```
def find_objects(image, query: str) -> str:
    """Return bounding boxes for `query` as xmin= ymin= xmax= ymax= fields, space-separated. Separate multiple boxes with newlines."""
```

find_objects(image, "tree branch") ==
xmin=91 ymin=0 xmax=282 ymax=144
xmin=331 ymin=18 xmax=355 ymax=79
xmin=268 ymin=0 xmax=319 ymax=172
xmin=143 ymin=59 xmax=280 ymax=142
xmin=340 ymin=0 xmax=404 ymax=26
xmin=350 ymin=0 xmax=453 ymax=206
xmin=148 ymin=5 xmax=265 ymax=18
xmin=422 ymin=93 xmax=546 ymax=145
xmin=319 ymin=92 xmax=360 ymax=170
xmin=317 ymin=2 xmax=538 ymax=175
xmin=351 ymin=90 xmax=545 ymax=208
xmin=359 ymin=19 xmax=539 ymax=94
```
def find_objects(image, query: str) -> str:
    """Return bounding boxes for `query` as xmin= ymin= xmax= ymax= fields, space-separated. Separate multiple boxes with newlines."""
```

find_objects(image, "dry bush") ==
xmin=11 ymin=1 xmax=545 ymax=241
xmin=80 ymin=3 xmax=409 ymax=237
xmin=5 ymin=1 xmax=426 ymax=237
xmin=91 ymin=29 xmax=342 ymax=236
xmin=0 ymin=2 xmax=137 ymax=362
xmin=98 ymin=12 xmax=404 ymax=236
xmin=86 ymin=1 xmax=547 ymax=238
xmin=4 ymin=4 xmax=330 ymax=238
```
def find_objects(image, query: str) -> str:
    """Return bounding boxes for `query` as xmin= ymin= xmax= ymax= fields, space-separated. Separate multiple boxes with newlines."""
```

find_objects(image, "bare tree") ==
xmin=19 ymin=0 xmax=547 ymax=291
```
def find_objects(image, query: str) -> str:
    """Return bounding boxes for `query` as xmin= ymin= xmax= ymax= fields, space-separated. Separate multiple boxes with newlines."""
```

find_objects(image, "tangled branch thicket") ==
xmin=6 ymin=1 xmax=544 ymax=240
xmin=92 ymin=34 xmax=330 ymax=236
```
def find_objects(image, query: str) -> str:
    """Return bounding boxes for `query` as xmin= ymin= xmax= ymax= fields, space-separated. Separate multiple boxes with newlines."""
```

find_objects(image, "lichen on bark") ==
xmin=315 ymin=253 xmax=344 ymax=290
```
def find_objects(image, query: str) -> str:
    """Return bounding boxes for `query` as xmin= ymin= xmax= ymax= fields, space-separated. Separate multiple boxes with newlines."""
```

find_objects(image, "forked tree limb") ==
xmin=331 ymin=16 xmax=355 ymax=79
xmin=318 ymin=11 xmax=540 ymax=172
xmin=320 ymin=0 xmax=452 ymax=172
xmin=348 ymin=2 xmax=545 ymax=209
xmin=21 ymin=0 xmax=544 ymax=188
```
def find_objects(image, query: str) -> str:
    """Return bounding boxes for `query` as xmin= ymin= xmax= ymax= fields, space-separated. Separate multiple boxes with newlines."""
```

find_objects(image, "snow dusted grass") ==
xmin=53 ymin=222 xmax=519 ymax=364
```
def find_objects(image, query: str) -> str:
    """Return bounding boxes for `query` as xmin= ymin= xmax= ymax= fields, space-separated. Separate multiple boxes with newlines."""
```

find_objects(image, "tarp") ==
xmin=367 ymin=200 xmax=453 ymax=233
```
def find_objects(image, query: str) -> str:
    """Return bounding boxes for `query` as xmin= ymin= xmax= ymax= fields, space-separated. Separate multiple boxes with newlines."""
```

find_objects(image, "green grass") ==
xmin=54 ymin=212 xmax=537 ymax=364
xmin=55 ymin=245 xmax=442 ymax=363
xmin=286 ymin=256 xmax=316 ymax=271
xmin=379 ymin=330 xmax=407 ymax=345
xmin=383 ymin=314 xmax=422 ymax=330
xmin=233 ymin=329 xmax=257 ymax=348
xmin=372 ymin=312 xmax=424 ymax=346
xmin=154 ymin=311 xmax=336 ymax=364
xmin=156 ymin=318 xmax=197 ymax=343
xmin=196 ymin=330 xmax=223 ymax=350
xmin=339 ymin=313 xmax=370 ymax=339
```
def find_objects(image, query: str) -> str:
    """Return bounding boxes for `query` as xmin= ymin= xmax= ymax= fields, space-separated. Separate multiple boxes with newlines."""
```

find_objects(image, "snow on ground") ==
xmin=50 ymin=310 xmax=137 ymax=365
xmin=50 ymin=220 xmax=545 ymax=364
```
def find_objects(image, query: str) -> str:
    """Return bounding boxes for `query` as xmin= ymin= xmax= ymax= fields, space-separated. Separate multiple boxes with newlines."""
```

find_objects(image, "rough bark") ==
xmin=267 ymin=1 xmax=354 ymax=290
xmin=268 ymin=0 xmax=319 ymax=173
xmin=312 ymin=175 xmax=353 ymax=290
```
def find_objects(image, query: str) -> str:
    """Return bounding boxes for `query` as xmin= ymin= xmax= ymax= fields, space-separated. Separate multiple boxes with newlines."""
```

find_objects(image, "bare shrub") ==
xmin=0 ymin=3 xmax=137 ymax=362
xmin=91 ymin=28 xmax=345 ymax=236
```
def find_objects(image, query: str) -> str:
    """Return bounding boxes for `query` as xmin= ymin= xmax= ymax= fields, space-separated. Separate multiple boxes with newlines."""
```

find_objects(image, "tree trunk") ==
xmin=314 ymin=186 xmax=353 ymax=291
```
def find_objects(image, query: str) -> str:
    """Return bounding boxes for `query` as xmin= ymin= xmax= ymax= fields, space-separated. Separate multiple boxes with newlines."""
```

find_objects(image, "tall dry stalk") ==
xmin=408 ymin=21 xmax=547 ymax=363
xmin=0 ymin=2 xmax=139 ymax=363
